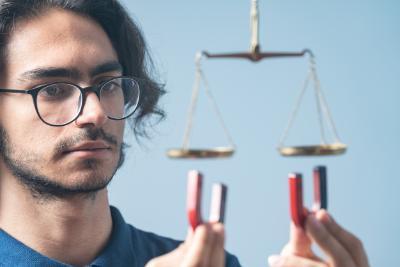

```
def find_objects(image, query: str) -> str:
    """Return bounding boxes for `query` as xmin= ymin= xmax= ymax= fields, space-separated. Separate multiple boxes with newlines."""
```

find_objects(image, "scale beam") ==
xmin=202 ymin=49 xmax=311 ymax=62
xmin=202 ymin=0 xmax=314 ymax=63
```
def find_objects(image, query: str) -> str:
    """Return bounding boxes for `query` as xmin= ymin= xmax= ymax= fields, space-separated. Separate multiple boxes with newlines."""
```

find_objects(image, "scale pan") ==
xmin=278 ymin=143 xmax=347 ymax=156
xmin=167 ymin=147 xmax=235 ymax=159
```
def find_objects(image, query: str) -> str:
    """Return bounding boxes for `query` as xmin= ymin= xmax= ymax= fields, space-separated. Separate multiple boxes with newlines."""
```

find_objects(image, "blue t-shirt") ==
xmin=0 ymin=206 xmax=241 ymax=266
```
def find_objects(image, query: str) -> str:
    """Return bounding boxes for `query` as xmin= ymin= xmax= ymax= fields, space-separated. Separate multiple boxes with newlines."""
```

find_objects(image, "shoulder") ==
xmin=225 ymin=252 xmax=242 ymax=267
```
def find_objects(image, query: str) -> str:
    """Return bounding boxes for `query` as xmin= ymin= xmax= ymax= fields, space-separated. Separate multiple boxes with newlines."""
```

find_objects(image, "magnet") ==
xmin=289 ymin=166 xmax=328 ymax=227
xmin=187 ymin=170 xmax=203 ymax=230
xmin=187 ymin=170 xmax=228 ymax=230
xmin=313 ymin=166 xmax=327 ymax=210
xmin=289 ymin=173 xmax=307 ymax=227
xmin=209 ymin=183 xmax=227 ymax=223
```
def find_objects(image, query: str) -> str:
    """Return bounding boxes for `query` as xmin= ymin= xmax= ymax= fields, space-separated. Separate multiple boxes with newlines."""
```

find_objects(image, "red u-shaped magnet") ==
xmin=187 ymin=170 xmax=227 ymax=230
xmin=289 ymin=166 xmax=328 ymax=227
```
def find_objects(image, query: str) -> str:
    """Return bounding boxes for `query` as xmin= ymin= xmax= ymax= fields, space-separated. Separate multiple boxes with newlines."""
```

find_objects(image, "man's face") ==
xmin=0 ymin=9 xmax=125 ymax=199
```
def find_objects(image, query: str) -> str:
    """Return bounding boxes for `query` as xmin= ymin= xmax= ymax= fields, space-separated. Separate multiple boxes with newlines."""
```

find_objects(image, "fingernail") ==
xmin=308 ymin=215 xmax=322 ymax=230
xmin=268 ymin=255 xmax=282 ymax=266
xmin=317 ymin=209 xmax=332 ymax=223
xmin=324 ymin=211 xmax=333 ymax=222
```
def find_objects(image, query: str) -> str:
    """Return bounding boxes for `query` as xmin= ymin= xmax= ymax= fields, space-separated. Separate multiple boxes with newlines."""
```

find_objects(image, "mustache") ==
xmin=54 ymin=128 xmax=118 ymax=155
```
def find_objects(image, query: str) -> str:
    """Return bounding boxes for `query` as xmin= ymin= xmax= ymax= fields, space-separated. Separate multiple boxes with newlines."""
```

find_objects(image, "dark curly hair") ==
xmin=0 ymin=0 xmax=165 ymax=138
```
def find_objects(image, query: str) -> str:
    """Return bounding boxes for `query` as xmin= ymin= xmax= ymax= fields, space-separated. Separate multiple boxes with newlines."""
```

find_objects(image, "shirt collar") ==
xmin=89 ymin=206 xmax=137 ymax=266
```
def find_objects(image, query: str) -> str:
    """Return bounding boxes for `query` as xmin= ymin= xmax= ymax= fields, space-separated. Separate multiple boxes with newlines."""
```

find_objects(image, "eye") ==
xmin=101 ymin=81 xmax=122 ymax=95
xmin=38 ymin=83 xmax=76 ymax=101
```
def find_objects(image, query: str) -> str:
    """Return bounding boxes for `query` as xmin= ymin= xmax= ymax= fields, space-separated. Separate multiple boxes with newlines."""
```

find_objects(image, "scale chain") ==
xmin=278 ymin=55 xmax=343 ymax=148
xmin=182 ymin=56 xmax=236 ymax=149
xmin=312 ymin=64 xmax=328 ymax=145
xmin=199 ymin=68 xmax=236 ymax=148
xmin=182 ymin=66 xmax=202 ymax=149
xmin=278 ymin=69 xmax=312 ymax=148
xmin=313 ymin=72 xmax=342 ymax=143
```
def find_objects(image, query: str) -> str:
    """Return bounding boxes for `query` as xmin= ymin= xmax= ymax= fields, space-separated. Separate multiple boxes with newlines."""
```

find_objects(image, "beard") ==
xmin=0 ymin=125 xmax=126 ymax=201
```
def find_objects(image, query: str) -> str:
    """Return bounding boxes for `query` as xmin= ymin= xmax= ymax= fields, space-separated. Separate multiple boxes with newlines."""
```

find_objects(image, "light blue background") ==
xmin=109 ymin=1 xmax=400 ymax=266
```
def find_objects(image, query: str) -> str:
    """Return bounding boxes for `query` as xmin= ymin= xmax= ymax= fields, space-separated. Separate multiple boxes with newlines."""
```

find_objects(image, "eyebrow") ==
xmin=90 ymin=61 xmax=123 ymax=77
xmin=18 ymin=61 xmax=123 ymax=82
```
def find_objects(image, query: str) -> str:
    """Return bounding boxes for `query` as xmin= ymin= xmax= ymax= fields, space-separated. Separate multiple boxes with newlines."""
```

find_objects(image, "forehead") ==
xmin=4 ymin=8 xmax=118 ymax=81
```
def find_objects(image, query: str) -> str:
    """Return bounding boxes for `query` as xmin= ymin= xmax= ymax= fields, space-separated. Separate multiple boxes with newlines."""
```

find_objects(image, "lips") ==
xmin=64 ymin=141 xmax=111 ymax=154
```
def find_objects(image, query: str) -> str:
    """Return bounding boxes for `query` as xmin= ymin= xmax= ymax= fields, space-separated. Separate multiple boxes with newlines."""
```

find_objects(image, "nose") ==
xmin=75 ymin=92 xmax=107 ymax=127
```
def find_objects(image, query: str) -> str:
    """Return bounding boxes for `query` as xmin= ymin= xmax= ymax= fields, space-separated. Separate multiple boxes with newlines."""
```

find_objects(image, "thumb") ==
xmin=281 ymin=222 xmax=316 ymax=259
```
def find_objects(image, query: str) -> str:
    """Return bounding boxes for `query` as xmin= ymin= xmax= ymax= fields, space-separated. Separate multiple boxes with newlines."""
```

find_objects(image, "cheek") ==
xmin=0 ymin=93 xmax=66 ymax=144
xmin=0 ymin=95 xmax=42 ymax=126
xmin=111 ymin=121 xmax=125 ymax=143
xmin=3 ymin=116 xmax=60 ymax=161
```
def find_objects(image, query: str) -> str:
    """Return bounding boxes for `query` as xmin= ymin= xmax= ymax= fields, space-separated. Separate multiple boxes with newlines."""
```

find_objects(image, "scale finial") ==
xmin=250 ymin=0 xmax=260 ymax=54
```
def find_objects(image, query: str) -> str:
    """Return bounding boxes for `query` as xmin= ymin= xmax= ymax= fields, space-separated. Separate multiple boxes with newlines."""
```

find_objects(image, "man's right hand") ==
xmin=146 ymin=222 xmax=225 ymax=267
xmin=268 ymin=210 xmax=370 ymax=267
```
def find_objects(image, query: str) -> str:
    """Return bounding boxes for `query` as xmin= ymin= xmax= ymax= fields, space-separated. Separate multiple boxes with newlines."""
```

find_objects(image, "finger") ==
xmin=281 ymin=222 xmax=317 ymax=260
xmin=208 ymin=223 xmax=225 ymax=267
xmin=185 ymin=226 xmax=195 ymax=243
xmin=316 ymin=210 xmax=370 ymax=267
xmin=305 ymin=214 xmax=356 ymax=267
xmin=182 ymin=224 xmax=215 ymax=267
xmin=268 ymin=254 xmax=328 ymax=267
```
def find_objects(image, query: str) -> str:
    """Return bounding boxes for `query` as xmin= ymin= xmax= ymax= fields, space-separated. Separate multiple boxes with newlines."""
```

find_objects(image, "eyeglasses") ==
xmin=0 ymin=76 xmax=140 ymax=126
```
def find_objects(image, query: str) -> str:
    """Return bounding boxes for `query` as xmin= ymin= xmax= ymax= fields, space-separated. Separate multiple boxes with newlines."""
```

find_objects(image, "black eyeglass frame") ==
xmin=0 ymin=76 xmax=141 ymax=127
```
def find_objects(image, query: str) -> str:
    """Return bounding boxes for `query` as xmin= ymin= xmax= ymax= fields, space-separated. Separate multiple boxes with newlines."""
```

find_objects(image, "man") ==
xmin=0 ymin=0 xmax=369 ymax=266
xmin=0 ymin=0 xmax=239 ymax=266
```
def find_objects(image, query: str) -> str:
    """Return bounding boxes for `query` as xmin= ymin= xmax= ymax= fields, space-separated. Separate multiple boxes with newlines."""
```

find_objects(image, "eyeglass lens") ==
xmin=35 ymin=77 xmax=140 ymax=126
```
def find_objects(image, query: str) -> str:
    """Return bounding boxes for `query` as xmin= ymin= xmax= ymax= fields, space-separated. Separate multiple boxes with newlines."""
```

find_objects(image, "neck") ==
xmin=0 ymin=171 xmax=113 ymax=266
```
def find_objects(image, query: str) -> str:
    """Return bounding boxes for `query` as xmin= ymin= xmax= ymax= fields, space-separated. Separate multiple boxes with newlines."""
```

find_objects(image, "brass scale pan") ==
xmin=278 ymin=143 xmax=347 ymax=157
xmin=167 ymin=147 xmax=235 ymax=159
